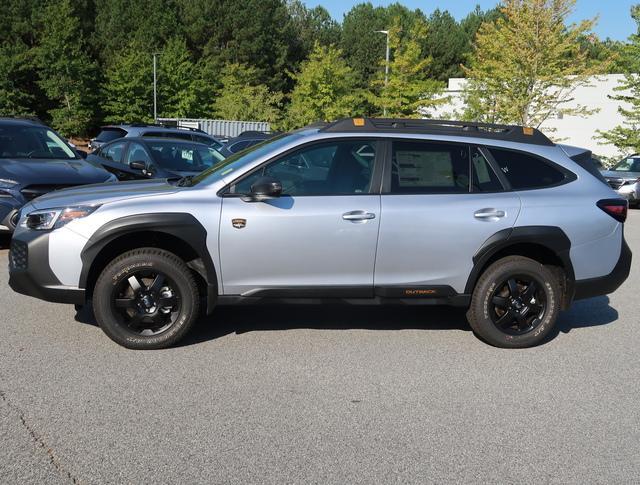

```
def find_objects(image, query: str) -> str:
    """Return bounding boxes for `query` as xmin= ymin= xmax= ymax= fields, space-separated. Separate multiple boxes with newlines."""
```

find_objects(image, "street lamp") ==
xmin=152 ymin=52 xmax=161 ymax=123
xmin=375 ymin=30 xmax=390 ymax=117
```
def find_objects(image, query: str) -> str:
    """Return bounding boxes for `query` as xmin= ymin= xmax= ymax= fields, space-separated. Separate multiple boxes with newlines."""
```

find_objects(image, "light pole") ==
xmin=152 ymin=52 xmax=161 ymax=123
xmin=375 ymin=30 xmax=390 ymax=116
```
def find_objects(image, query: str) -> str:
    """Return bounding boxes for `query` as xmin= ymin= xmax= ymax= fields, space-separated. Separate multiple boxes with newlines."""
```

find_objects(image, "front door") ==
xmin=219 ymin=139 xmax=381 ymax=296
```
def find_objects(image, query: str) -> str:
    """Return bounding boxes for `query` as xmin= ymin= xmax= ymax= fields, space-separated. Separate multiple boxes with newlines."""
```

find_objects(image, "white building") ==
xmin=429 ymin=74 xmax=632 ymax=159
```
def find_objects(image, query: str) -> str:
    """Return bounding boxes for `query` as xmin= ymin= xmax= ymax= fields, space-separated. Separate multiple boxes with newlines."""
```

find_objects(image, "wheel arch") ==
xmin=465 ymin=226 xmax=575 ymax=309
xmin=80 ymin=213 xmax=218 ymax=314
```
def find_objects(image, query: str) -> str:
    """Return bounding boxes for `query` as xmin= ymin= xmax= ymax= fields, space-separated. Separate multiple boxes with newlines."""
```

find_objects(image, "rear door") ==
xmin=218 ymin=139 xmax=382 ymax=296
xmin=374 ymin=139 xmax=521 ymax=295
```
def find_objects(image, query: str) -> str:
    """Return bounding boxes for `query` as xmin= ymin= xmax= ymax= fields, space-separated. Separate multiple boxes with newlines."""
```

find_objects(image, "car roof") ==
xmin=100 ymin=124 xmax=214 ymax=136
xmin=0 ymin=117 xmax=48 ymax=127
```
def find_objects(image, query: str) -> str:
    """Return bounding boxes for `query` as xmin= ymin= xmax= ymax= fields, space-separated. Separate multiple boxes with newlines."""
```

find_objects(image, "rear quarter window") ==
xmin=489 ymin=148 xmax=568 ymax=190
xmin=95 ymin=128 xmax=127 ymax=142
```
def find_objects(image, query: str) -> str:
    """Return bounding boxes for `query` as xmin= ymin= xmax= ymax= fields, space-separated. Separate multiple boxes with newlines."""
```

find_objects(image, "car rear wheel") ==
xmin=93 ymin=248 xmax=199 ymax=349
xmin=467 ymin=256 xmax=561 ymax=348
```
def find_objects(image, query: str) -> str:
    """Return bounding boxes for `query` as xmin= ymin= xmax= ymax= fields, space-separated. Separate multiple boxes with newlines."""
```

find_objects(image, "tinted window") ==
xmin=125 ymin=142 xmax=152 ymax=165
xmin=471 ymin=148 xmax=503 ymax=192
xmin=391 ymin=141 xmax=470 ymax=194
xmin=95 ymin=128 xmax=127 ymax=142
xmin=145 ymin=140 xmax=224 ymax=172
xmin=489 ymin=148 xmax=565 ymax=189
xmin=142 ymin=131 xmax=192 ymax=141
xmin=228 ymin=140 xmax=252 ymax=153
xmin=103 ymin=141 xmax=126 ymax=163
xmin=193 ymin=134 xmax=221 ymax=149
xmin=231 ymin=140 xmax=377 ymax=196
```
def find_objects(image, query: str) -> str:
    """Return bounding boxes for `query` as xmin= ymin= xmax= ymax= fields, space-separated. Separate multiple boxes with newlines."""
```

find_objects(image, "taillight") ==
xmin=597 ymin=199 xmax=628 ymax=223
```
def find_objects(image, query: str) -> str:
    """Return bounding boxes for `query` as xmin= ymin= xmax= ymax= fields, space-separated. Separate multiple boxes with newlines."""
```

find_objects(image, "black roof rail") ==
xmin=319 ymin=118 xmax=554 ymax=146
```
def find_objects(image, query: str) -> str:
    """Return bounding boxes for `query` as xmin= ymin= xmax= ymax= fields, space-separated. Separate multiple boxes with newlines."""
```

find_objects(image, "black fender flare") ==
xmin=79 ymin=213 xmax=218 ymax=314
xmin=464 ymin=226 xmax=575 ymax=306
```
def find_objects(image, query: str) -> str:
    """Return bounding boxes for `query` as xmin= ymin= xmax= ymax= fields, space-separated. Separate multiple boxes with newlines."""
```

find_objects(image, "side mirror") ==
xmin=129 ymin=160 xmax=154 ymax=176
xmin=243 ymin=176 xmax=282 ymax=202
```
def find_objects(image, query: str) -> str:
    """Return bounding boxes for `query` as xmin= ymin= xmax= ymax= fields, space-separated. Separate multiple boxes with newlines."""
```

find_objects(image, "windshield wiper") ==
xmin=177 ymin=175 xmax=194 ymax=187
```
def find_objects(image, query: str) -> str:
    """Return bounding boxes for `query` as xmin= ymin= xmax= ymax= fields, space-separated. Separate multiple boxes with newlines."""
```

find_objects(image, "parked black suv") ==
xmin=0 ymin=118 xmax=115 ymax=233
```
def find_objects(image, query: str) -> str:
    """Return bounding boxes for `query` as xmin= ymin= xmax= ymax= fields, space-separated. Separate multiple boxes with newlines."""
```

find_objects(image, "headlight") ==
xmin=0 ymin=178 xmax=18 ymax=189
xmin=22 ymin=206 xmax=100 ymax=231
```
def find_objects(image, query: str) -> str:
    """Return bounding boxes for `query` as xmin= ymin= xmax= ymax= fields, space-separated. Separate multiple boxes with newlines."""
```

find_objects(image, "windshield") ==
xmin=189 ymin=133 xmax=304 ymax=186
xmin=613 ymin=157 xmax=640 ymax=172
xmin=146 ymin=140 xmax=226 ymax=172
xmin=0 ymin=125 xmax=77 ymax=159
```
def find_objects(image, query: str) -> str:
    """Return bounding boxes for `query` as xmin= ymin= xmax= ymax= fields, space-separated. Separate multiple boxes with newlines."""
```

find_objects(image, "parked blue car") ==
xmin=0 ymin=118 xmax=115 ymax=233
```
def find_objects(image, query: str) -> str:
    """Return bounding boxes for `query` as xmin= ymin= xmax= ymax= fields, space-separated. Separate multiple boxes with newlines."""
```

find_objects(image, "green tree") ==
xmin=35 ymin=0 xmax=97 ymax=137
xmin=369 ymin=19 xmax=446 ymax=118
xmin=93 ymin=0 xmax=181 ymax=64
xmin=286 ymin=43 xmax=362 ymax=129
xmin=0 ymin=42 xmax=34 ymax=116
xmin=340 ymin=3 xmax=389 ymax=87
xmin=102 ymin=45 xmax=153 ymax=123
xmin=158 ymin=37 xmax=205 ymax=118
xmin=178 ymin=0 xmax=295 ymax=91
xmin=462 ymin=0 xmax=606 ymax=128
xmin=212 ymin=63 xmax=283 ymax=123
xmin=287 ymin=0 xmax=341 ymax=59
xmin=598 ymin=5 xmax=640 ymax=154
xmin=423 ymin=10 xmax=467 ymax=82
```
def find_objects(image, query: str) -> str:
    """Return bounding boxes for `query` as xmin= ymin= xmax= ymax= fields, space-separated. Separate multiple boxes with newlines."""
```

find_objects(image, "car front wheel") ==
xmin=467 ymin=256 xmax=562 ymax=348
xmin=93 ymin=248 xmax=199 ymax=349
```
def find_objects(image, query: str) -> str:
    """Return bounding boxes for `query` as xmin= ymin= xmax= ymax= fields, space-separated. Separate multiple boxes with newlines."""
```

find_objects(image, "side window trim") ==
xmin=219 ymin=137 xmax=385 ymax=197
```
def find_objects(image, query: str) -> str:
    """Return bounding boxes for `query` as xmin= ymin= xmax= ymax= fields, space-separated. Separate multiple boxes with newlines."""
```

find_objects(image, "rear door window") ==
xmin=390 ymin=140 xmax=470 ymax=194
xmin=489 ymin=148 xmax=566 ymax=189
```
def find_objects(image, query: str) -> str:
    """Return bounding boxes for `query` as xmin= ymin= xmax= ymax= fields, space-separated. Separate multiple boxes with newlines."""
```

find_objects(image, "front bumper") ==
xmin=8 ymin=229 xmax=85 ymax=304
xmin=573 ymin=236 xmax=632 ymax=301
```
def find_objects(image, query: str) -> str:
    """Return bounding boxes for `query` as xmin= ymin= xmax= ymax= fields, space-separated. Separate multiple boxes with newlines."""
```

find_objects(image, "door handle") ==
xmin=342 ymin=210 xmax=376 ymax=222
xmin=474 ymin=209 xmax=506 ymax=220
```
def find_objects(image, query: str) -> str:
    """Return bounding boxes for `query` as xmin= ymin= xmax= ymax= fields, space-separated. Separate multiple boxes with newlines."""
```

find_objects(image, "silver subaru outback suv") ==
xmin=8 ymin=118 xmax=632 ymax=349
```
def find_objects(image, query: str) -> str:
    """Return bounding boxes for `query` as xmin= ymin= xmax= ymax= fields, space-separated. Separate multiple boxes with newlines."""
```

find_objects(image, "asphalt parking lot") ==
xmin=1 ymin=213 xmax=639 ymax=484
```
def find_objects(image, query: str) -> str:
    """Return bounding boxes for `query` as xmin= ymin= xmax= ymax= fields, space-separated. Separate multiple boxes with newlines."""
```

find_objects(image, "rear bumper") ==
xmin=8 ymin=230 xmax=85 ymax=305
xmin=573 ymin=236 xmax=632 ymax=301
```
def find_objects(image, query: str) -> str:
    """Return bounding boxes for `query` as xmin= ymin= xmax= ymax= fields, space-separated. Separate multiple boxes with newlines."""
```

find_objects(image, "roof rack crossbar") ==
xmin=319 ymin=118 xmax=554 ymax=146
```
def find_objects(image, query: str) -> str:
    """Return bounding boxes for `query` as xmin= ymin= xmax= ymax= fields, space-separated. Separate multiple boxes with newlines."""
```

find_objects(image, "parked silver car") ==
xmin=601 ymin=154 xmax=640 ymax=207
xmin=9 ymin=118 xmax=631 ymax=349
xmin=89 ymin=124 xmax=225 ymax=151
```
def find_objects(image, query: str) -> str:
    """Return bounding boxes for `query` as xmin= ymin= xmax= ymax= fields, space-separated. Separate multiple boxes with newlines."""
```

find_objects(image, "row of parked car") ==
xmin=0 ymin=118 xmax=274 ymax=233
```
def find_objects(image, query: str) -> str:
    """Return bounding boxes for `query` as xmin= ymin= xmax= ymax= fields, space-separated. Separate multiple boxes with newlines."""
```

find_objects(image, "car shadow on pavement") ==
xmin=74 ymin=295 xmax=619 ymax=348
xmin=546 ymin=295 xmax=618 ymax=342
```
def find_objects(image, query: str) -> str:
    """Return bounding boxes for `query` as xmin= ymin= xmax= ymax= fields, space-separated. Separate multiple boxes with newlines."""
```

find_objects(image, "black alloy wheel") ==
xmin=112 ymin=270 xmax=181 ymax=336
xmin=489 ymin=275 xmax=547 ymax=336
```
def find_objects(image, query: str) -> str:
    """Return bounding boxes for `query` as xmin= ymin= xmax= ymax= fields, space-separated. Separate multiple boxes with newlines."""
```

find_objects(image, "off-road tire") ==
xmin=93 ymin=248 xmax=199 ymax=349
xmin=467 ymin=256 xmax=562 ymax=348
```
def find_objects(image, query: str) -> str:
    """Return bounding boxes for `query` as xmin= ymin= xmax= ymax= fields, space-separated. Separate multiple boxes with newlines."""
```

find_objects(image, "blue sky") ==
xmin=304 ymin=0 xmax=638 ymax=41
